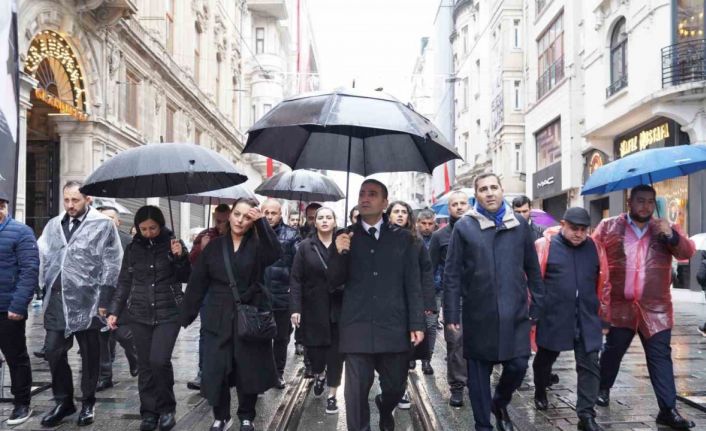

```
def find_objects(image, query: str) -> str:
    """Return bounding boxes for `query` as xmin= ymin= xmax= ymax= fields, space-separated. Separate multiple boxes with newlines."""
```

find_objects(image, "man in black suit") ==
xmin=328 ymin=179 xmax=425 ymax=431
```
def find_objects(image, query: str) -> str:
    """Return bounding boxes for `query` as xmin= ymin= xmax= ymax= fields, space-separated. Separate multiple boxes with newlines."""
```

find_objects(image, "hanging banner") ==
xmin=0 ymin=0 xmax=19 ymax=212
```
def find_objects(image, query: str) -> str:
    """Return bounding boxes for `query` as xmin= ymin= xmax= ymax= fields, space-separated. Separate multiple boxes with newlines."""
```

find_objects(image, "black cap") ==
xmin=562 ymin=207 xmax=590 ymax=227
xmin=0 ymin=191 xmax=9 ymax=204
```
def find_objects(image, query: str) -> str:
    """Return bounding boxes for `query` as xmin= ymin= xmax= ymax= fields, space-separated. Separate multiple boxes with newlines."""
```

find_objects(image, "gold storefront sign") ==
xmin=618 ymin=122 xmax=670 ymax=158
xmin=35 ymin=88 xmax=89 ymax=121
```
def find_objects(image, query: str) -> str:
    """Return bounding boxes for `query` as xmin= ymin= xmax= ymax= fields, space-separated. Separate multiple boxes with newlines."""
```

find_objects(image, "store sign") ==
xmin=614 ymin=118 xmax=678 ymax=158
xmin=533 ymin=161 xmax=562 ymax=199
xmin=583 ymin=150 xmax=609 ymax=181
xmin=34 ymin=88 xmax=88 ymax=121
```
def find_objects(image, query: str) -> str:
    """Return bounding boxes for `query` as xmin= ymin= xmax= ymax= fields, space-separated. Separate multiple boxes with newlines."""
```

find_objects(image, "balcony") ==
xmin=606 ymin=74 xmax=628 ymax=98
xmin=662 ymin=39 xmax=706 ymax=87
xmin=537 ymin=55 xmax=564 ymax=99
xmin=247 ymin=0 xmax=288 ymax=20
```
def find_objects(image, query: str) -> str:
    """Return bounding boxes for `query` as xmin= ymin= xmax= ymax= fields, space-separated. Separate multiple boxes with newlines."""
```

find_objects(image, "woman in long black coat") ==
xmin=107 ymin=206 xmax=190 ymax=431
xmin=289 ymin=207 xmax=344 ymax=414
xmin=180 ymin=198 xmax=281 ymax=431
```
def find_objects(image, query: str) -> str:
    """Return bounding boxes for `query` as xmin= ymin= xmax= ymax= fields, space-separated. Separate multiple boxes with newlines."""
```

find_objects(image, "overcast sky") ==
xmin=308 ymin=0 xmax=438 ymax=103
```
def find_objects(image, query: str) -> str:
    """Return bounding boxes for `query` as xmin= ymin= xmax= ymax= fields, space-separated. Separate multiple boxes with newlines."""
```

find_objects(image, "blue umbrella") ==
xmin=581 ymin=144 xmax=706 ymax=195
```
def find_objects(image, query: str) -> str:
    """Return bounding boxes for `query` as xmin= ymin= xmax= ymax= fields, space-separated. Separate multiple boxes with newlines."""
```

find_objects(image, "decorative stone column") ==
xmin=52 ymin=116 xmax=98 ymax=187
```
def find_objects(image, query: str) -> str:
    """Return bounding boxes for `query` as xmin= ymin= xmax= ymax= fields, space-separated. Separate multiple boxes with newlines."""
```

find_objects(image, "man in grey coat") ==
xmin=444 ymin=173 xmax=545 ymax=431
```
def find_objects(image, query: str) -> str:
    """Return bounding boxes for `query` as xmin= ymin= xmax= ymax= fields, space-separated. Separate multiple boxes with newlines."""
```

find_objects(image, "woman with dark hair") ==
xmin=386 ymin=201 xmax=438 ymax=409
xmin=181 ymin=198 xmax=281 ymax=431
xmin=107 ymin=206 xmax=190 ymax=431
xmin=290 ymin=207 xmax=344 ymax=414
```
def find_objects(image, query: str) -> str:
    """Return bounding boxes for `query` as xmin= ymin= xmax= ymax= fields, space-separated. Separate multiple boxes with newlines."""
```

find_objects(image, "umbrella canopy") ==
xmin=171 ymin=184 xmax=259 ymax=206
xmin=91 ymin=197 xmax=131 ymax=214
xmin=81 ymin=143 xmax=247 ymax=198
xmin=530 ymin=209 xmax=558 ymax=227
xmin=255 ymin=170 xmax=344 ymax=202
xmin=243 ymin=88 xmax=461 ymax=176
xmin=581 ymin=144 xmax=706 ymax=195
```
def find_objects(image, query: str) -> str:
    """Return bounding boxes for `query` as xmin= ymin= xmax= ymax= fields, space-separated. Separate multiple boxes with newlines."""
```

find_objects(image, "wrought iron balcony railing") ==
xmin=662 ymin=39 xmax=706 ymax=87
xmin=606 ymin=74 xmax=628 ymax=98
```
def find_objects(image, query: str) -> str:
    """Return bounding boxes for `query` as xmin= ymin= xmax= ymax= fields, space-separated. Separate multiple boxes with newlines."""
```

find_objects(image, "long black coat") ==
xmin=444 ymin=208 xmax=545 ymax=362
xmin=328 ymin=219 xmax=424 ymax=354
xmin=416 ymin=238 xmax=437 ymax=313
xmin=180 ymin=219 xmax=281 ymax=402
xmin=109 ymin=229 xmax=190 ymax=326
xmin=264 ymin=222 xmax=301 ymax=311
xmin=289 ymin=236 xmax=343 ymax=347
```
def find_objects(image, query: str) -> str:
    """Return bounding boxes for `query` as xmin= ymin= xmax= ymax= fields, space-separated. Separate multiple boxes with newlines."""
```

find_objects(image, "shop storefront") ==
xmin=533 ymin=118 xmax=569 ymax=221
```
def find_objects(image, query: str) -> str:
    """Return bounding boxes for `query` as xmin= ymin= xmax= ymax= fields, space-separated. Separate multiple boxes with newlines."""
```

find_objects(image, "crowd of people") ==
xmin=0 ymin=171 xmax=702 ymax=431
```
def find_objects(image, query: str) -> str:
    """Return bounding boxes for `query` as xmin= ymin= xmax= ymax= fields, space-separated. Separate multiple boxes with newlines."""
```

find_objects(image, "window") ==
xmin=537 ymin=13 xmax=564 ymax=99
xmin=535 ymin=119 xmax=561 ymax=170
xmin=166 ymin=0 xmax=175 ymax=54
xmin=536 ymin=0 xmax=548 ymax=16
xmin=263 ymin=103 xmax=272 ymax=113
xmin=513 ymin=80 xmax=521 ymax=110
xmin=513 ymin=19 xmax=521 ymax=48
xmin=677 ymin=0 xmax=705 ymax=42
xmin=255 ymin=27 xmax=265 ymax=54
xmin=232 ymin=77 xmax=239 ymax=127
xmin=194 ymin=24 xmax=202 ymax=84
xmin=124 ymin=69 xmax=140 ymax=128
xmin=463 ymin=132 xmax=469 ymax=159
xmin=608 ymin=18 xmax=628 ymax=97
xmin=462 ymin=78 xmax=469 ymax=110
xmin=475 ymin=59 xmax=481 ymax=95
xmin=215 ymin=55 xmax=222 ymax=107
xmin=166 ymin=104 xmax=176 ymax=142
xmin=251 ymin=105 xmax=257 ymax=124
xmin=195 ymin=128 xmax=202 ymax=146
xmin=462 ymin=26 xmax=468 ymax=54
xmin=514 ymin=142 xmax=524 ymax=172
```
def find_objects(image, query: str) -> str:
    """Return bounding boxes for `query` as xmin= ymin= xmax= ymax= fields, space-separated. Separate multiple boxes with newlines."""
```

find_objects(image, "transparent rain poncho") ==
xmin=38 ymin=208 xmax=123 ymax=336
xmin=592 ymin=216 xmax=695 ymax=338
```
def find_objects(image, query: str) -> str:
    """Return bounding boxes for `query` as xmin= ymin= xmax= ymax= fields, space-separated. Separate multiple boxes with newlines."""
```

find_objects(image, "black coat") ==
xmin=180 ymin=219 xmax=281 ymax=402
xmin=529 ymin=222 xmax=545 ymax=242
xmin=536 ymin=234 xmax=603 ymax=353
xmin=428 ymin=217 xmax=459 ymax=290
xmin=264 ymin=222 xmax=301 ymax=311
xmin=328 ymin=219 xmax=424 ymax=354
xmin=109 ymin=229 xmax=190 ymax=326
xmin=443 ymin=208 xmax=545 ymax=362
xmin=289 ymin=236 xmax=343 ymax=347
xmin=416 ymin=238 xmax=437 ymax=313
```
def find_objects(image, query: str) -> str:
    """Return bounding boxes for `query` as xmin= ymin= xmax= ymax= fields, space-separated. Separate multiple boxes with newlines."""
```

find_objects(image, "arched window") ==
xmin=608 ymin=18 xmax=628 ymax=96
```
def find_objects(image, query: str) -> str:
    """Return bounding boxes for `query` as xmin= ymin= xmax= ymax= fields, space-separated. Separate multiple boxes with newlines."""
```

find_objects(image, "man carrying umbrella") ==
xmin=262 ymin=198 xmax=301 ymax=389
xmin=444 ymin=173 xmax=545 ymax=431
xmin=593 ymin=185 xmax=696 ymax=430
xmin=329 ymin=179 xmax=425 ymax=431
xmin=38 ymin=181 xmax=123 ymax=427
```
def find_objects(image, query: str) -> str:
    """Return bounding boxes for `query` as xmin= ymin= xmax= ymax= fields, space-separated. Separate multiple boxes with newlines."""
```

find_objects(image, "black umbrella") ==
xmin=255 ymin=170 xmax=344 ymax=202
xmin=243 ymin=87 xmax=461 ymax=218
xmin=171 ymin=184 xmax=259 ymax=229
xmin=81 ymin=143 xmax=247 ymax=232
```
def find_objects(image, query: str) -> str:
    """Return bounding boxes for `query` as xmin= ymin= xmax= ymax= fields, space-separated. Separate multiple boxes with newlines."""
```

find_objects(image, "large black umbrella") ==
xmin=81 ymin=143 xmax=247 ymax=232
xmin=243 ymin=87 xmax=461 ymax=217
xmin=255 ymin=170 xmax=344 ymax=202
xmin=171 ymin=184 xmax=259 ymax=229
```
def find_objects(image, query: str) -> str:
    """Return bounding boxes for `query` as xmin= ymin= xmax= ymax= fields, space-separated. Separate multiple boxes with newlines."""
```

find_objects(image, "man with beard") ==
xmin=593 ymin=185 xmax=696 ymax=430
xmin=416 ymin=209 xmax=438 ymax=375
xmin=444 ymin=173 xmax=545 ymax=431
xmin=429 ymin=190 xmax=469 ymax=407
xmin=262 ymin=199 xmax=301 ymax=389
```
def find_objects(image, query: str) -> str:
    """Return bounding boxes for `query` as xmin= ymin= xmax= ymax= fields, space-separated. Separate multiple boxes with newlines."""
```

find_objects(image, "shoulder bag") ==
xmin=222 ymin=238 xmax=277 ymax=341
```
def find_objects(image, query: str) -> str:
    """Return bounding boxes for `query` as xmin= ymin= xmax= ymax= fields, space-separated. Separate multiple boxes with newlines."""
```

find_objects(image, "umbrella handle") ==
xmin=166 ymin=181 xmax=176 ymax=239
xmin=342 ymin=133 xmax=352 ymax=255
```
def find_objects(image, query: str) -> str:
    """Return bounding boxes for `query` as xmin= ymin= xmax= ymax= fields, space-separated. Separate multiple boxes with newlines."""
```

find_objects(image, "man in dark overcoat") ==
xmin=532 ymin=208 xmax=611 ymax=431
xmin=328 ymin=179 xmax=425 ymax=431
xmin=444 ymin=173 xmax=545 ymax=431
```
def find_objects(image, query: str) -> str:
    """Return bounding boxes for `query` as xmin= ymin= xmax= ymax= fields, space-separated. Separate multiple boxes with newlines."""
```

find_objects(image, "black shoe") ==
xmin=596 ymin=389 xmax=610 ymax=407
xmin=295 ymin=343 xmax=304 ymax=355
xmin=534 ymin=389 xmax=548 ymax=411
xmin=129 ymin=362 xmax=139 ymax=377
xmin=209 ymin=418 xmax=233 ymax=431
xmin=325 ymin=397 xmax=338 ymax=414
xmin=548 ymin=373 xmax=560 ymax=387
xmin=96 ymin=379 xmax=114 ymax=392
xmin=159 ymin=412 xmax=176 ymax=431
xmin=7 ymin=404 xmax=33 ymax=426
xmin=304 ymin=365 xmax=314 ymax=378
xmin=397 ymin=391 xmax=411 ymax=410
xmin=187 ymin=371 xmax=202 ymax=390
xmin=697 ymin=323 xmax=706 ymax=337
xmin=408 ymin=360 xmax=416 ymax=370
xmin=449 ymin=389 xmax=464 ymax=407
xmin=313 ymin=376 xmax=326 ymax=398
xmin=491 ymin=403 xmax=514 ymax=431
xmin=240 ymin=419 xmax=255 ymax=431
xmin=578 ymin=417 xmax=604 ymax=431
xmin=421 ymin=360 xmax=434 ymax=375
xmin=375 ymin=395 xmax=395 ymax=431
xmin=656 ymin=408 xmax=695 ymax=429
xmin=41 ymin=402 xmax=77 ymax=427
xmin=274 ymin=376 xmax=286 ymax=389
xmin=140 ymin=416 xmax=159 ymax=431
xmin=34 ymin=347 xmax=46 ymax=359
xmin=76 ymin=403 xmax=95 ymax=427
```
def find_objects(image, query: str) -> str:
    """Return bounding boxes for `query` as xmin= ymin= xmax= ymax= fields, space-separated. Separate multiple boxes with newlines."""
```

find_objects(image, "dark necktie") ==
xmin=368 ymin=226 xmax=377 ymax=240
xmin=70 ymin=219 xmax=80 ymax=233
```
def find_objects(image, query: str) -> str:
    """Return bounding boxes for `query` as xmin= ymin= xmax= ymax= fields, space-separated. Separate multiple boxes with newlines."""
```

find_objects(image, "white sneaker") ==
xmin=397 ymin=391 xmax=411 ymax=410
xmin=6 ymin=405 xmax=32 ymax=426
xmin=209 ymin=418 xmax=233 ymax=431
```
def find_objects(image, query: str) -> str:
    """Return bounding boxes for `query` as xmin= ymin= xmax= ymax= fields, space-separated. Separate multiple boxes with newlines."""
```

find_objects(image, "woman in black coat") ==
xmin=387 ymin=201 xmax=437 ymax=409
xmin=107 ymin=206 xmax=190 ymax=431
xmin=290 ymin=207 xmax=344 ymax=414
xmin=180 ymin=198 xmax=281 ymax=431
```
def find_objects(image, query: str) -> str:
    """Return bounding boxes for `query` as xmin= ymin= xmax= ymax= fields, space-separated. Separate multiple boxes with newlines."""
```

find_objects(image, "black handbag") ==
xmin=222 ymin=239 xmax=277 ymax=341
